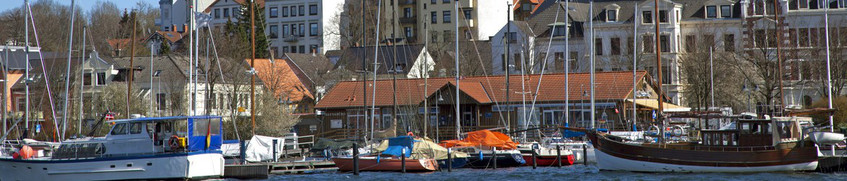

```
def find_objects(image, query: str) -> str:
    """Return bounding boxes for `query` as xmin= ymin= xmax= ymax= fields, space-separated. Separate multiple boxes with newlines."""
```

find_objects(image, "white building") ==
xmin=157 ymin=0 xmax=216 ymax=32
xmin=206 ymin=0 xmax=345 ymax=55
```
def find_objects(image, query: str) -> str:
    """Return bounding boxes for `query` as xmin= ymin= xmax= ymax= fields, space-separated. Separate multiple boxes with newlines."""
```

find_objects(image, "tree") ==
xmin=230 ymin=0 xmax=269 ymax=58
xmin=679 ymin=27 xmax=746 ymax=112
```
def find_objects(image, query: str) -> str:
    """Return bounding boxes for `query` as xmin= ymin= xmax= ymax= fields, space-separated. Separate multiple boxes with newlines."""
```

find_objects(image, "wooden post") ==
xmin=582 ymin=144 xmax=587 ymax=165
xmin=272 ymin=139 xmax=278 ymax=162
xmin=401 ymin=147 xmax=406 ymax=173
xmin=556 ymin=145 xmax=562 ymax=167
xmin=240 ymin=140 xmax=247 ymax=164
xmin=447 ymin=148 xmax=453 ymax=172
xmin=531 ymin=148 xmax=537 ymax=169
xmin=492 ymin=147 xmax=497 ymax=169
xmin=353 ymin=142 xmax=359 ymax=175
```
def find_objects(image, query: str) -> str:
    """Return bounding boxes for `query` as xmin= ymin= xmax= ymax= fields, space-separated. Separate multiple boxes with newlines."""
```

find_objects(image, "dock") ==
xmin=817 ymin=155 xmax=847 ymax=172
xmin=223 ymin=159 xmax=337 ymax=179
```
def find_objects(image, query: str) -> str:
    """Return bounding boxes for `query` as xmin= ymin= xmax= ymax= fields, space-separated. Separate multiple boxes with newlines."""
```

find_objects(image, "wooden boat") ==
xmin=458 ymin=147 xmax=526 ymax=168
xmin=333 ymin=156 xmax=438 ymax=172
xmin=582 ymin=117 xmax=819 ymax=172
xmin=518 ymin=142 xmax=575 ymax=166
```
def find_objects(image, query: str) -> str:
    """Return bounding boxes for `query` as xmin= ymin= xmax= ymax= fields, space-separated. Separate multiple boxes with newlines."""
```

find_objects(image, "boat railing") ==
xmin=690 ymin=145 xmax=775 ymax=152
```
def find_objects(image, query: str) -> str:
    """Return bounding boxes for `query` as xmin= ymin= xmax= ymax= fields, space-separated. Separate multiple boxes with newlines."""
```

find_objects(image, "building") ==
xmin=247 ymin=58 xmax=318 ymax=113
xmin=490 ymin=0 xmax=745 ymax=107
xmin=332 ymin=44 xmax=435 ymax=78
xmin=314 ymin=71 xmax=682 ymax=141
xmin=205 ymin=0 xmax=345 ymax=55
xmin=157 ymin=0 xmax=217 ymax=32
xmin=376 ymin=0 xmax=511 ymax=45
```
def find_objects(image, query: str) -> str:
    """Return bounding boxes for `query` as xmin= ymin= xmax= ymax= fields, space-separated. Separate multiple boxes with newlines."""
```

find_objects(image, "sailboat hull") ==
xmin=595 ymin=148 xmax=817 ymax=172
xmin=333 ymin=157 xmax=438 ymax=172
xmin=0 ymin=152 xmax=224 ymax=181
xmin=465 ymin=153 xmax=526 ymax=168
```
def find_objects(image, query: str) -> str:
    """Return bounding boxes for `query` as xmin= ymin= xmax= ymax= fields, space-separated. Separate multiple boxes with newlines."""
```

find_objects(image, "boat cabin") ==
xmin=700 ymin=117 xmax=803 ymax=147
xmin=52 ymin=116 xmax=223 ymax=159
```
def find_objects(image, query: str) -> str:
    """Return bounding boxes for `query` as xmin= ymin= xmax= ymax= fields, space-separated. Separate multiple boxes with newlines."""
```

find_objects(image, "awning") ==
xmin=625 ymin=99 xmax=690 ymax=112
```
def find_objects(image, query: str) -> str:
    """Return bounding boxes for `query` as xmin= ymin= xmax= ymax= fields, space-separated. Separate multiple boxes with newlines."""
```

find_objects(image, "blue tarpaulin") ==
xmin=382 ymin=136 xmax=416 ymax=157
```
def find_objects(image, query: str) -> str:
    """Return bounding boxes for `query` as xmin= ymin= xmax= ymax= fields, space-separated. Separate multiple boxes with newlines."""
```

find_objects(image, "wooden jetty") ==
xmin=223 ymin=159 xmax=337 ymax=178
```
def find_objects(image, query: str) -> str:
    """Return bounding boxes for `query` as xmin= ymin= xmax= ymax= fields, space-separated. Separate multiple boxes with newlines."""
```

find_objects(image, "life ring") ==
xmin=407 ymin=132 xmax=414 ymax=137
xmin=168 ymin=135 xmax=181 ymax=150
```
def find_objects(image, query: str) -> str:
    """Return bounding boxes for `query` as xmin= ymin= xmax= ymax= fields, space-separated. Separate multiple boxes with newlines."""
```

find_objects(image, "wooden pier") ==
xmin=223 ymin=159 xmax=337 ymax=179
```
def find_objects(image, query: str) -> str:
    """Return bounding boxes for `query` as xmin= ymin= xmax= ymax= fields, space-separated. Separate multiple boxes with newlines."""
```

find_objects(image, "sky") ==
xmin=0 ymin=0 xmax=147 ymax=14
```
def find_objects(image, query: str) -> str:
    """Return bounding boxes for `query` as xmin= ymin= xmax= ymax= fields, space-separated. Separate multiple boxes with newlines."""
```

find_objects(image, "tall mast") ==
xmin=563 ymin=0 xmax=569 ymax=128
xmin=505 ymin=1 xmax=512 ymax=134
xmin=150 ymin=40 xmax=154 ymax=115
xmin=189 ymin=0 xmax=195 ymax=116
xmin=391 ymin=0 xmax=399 ymax=135
xmin=361 ymin=0 xmax=368 ymax=141
xmin=710 ymin=47 xmax=715 ymax=112
xmin=61 ymin=0 xmax=76 ymax=140
xmin=632 ymin=3 xmax=637 ymax=131
xmin=423 ymin=15 xmax=429 ymax=138
xmin=78 ymin=26 xmax=86 ymax=135
xmin=3 ymin=45 xmax=8 ymax=136
xmin=250 ymin=0 xmax=256 ymax=135
xmin=127 ymin=12 xmax=136 ymax=118
xmin=773 ymin=0 xmax=784 ymax=114
xmin=589 ymin=1 xmax=595 ymax=129
xmin=24 ymin=0 xmax=30 ymax=139
xmin=193 ymin=0 xmax=200 ymax=116
xmin=654 ymin=0 xmax=664 ymax=144
xmin=454 ymin=0 xmax=460 ymax=139
xmin=371 ymin=0 xmax=383 ymax=140
xmin=824 ymin=1 xmax=835 ymax=156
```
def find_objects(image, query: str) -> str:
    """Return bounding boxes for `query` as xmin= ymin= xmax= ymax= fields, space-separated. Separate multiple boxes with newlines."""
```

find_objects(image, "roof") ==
xmin=334 ymin=45 xmax=425 ymax=75
xmin=247 ymin=58 xmax=314 ymax=102
xmin=315 ymin=71 xmax=649 ymax=109
xmin=282 ymin=53 xmax=334 ymax=89
xmin=107 ymin=38 xmax=133 ymax=50
xmin=514 ymin=0 xmax=546 ymax=14
xmin=146 ymin=31 xmax=184 ymax=43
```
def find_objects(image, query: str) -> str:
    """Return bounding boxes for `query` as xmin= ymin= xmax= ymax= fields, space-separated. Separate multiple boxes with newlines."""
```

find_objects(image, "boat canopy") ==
xmin=439 ymin=130 xmax=519 ymax=150
xmin=374 ymin=137 xmax=469 ymax=159
xmin=107 ymin=115 xmax=224 ymax=152
xmin=382 ymin=136 xmax=415 ymax=157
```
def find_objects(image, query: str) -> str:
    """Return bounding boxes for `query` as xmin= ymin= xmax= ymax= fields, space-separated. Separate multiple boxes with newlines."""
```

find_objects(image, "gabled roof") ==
xmin=316 ymin=71 xmax=650 ymax=109
xmin=145 ymin=31 xmax=184 ymax=43
xmin=282 ymin=53 xmax=333 ymax=90
xmin=247 ymin=58 xmax=314 ymax=102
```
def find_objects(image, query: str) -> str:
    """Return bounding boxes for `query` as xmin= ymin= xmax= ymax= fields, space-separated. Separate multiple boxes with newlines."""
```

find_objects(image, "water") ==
xmin=237 ymin=165 xmax=847 ymax=181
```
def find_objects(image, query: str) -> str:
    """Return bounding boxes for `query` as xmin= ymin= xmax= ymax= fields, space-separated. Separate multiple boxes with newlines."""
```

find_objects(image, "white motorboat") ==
xmin=0 ymin=116 xmax=225 ymax=180
xmin=810 ymin=131 xmax=845 ymax=145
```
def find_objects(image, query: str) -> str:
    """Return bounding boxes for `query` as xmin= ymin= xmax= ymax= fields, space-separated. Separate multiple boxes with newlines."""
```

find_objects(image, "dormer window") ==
xmin=607 ymin=10 xmax=618 ymax=22
xmin=642 ymin=11 xmax=653 ymax=24
xmin=659 ymin=10 xmax=669 ymax=23
xmin=706 ymin=6 xmax=717 ymax=18
xmin=720 ymin=5 xmax=731 ymax=18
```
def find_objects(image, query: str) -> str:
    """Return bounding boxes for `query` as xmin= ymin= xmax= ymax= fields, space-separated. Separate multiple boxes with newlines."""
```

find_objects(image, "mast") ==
xmin=3 ymin=45 xmax=7 ymax=136
xmin=391 ymin=0 xmax=399 ymax=135
xmin=505 ymin=1 xmax=512 ymax=134
xmin=150 ymin=39 xmax=154 ymax=115
xmin=454 ymin=0 xmax=461 ymax=139
xmin=361 ymin=0 xmax=368 ymax=141
xmin=250 ymin=0 xmax=256 ymax=135
xmin=589 ymin=1 xmax=595 ymax=129
xmin=423 ymin=14 xmax=429 ymax=138
xmin=127 ymin=12 xmax=136 ymax=118
xmin=654 ymin=0 xmax=664 ymax=144
xmin=563 ymin=0 xmax=569 ymax=128
xmin=632 ymin=3 xmax=637 ymax=131
xmin=78 ymin=26 xmax=86 ymax=135
xmin=24 ymin=0 xmax=30 ymax=139
xmin=61 ymin=0 xmax=76 ymax=140
xmin=773 ymin=0 xmax=784 ymax=114
xmin=189 ymin=0 xmax=195 ymax=116
xmin=824 ymin=2 xmax=835 ymax=156
xmin=371 ymin=0 xmax=382 ymax=140
xmin=709 ymin=47 xmax=715 ymax=113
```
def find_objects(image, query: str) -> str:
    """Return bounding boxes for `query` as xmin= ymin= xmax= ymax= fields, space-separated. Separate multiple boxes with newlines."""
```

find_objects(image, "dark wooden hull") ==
xmin=587 ymin=132 xmax=819 ymax=172
xmin=465 ymin=153 xmax=526 ymax=169
xmin=333 ymin=157 xmax=438 ymax=172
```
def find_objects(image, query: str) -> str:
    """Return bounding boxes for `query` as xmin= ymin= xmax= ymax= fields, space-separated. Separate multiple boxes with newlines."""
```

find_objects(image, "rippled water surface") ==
xmin=228 ymin=165 xmax=847 ymax=181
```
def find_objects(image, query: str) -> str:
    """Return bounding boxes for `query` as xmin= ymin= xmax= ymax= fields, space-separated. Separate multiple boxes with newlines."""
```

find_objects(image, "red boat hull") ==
xmin=333 ymin=157 xmax=439 ymax=172
xmin=522 ymin=155 xmax=575 ymax=166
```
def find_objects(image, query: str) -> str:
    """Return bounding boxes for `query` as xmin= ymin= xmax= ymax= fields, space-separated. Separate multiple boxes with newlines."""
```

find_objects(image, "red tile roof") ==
xmin=247 ymin=58 xmax=314 ymax=102
xmin=315 ymin=71 xmax=649 ymax=109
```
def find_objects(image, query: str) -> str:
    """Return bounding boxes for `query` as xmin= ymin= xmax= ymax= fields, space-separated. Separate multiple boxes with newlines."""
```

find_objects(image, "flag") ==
xmin=194 ymin=12 xmax=212 ymax=28
xmin=105 ymin=112 xmax=115 ymax=120
xmin=205 ymin=119 xmax=212 ymax=150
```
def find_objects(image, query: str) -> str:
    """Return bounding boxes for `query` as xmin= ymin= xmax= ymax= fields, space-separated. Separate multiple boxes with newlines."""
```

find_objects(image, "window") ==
xmin=310 ymin=4 xmax=318 ymax=15
xmin=443 ymin=0 xmax=450 ymax=3
xmin=291 ymin=46 xmax=297 ymax=53
xmin=405 ymin=27 xmax=413 ymax=38
xmin=269 ymin=25 xmax=278 ymax=38
xmin=569 ymin=51 xmax=578 ymax=70
xmin=405 ymin=8 xmax=412 ymax=18
xmin=299 ymin=23 xmax=305 ymax=37
xmin=501 ymin=54 xmax=507 ymax=71
xmin=130 ymin=122 xmax=142 ymax=134
xmin=432 ymin=31 xmax=438 ymax=43
xmin=611 ymin=38 xmax=620 ymax=55
xmin=595 ymin=38 xmax=603 ymax=55
xmin=96 ymin=72 xmax=107 ymax=85
xmin=464 ymin=9 xmax=472 ymax=19
xmin=706 ymin=6 xmax=717 ymax=18
xmin=443 ymin=11 xmax=451 ymax=23
xmin=233 ymin=8 xmax=240 ymax=18
xmin=83 ymin=73 xmax=93 ymax=85
xmin=270 ymin=7 xmax=278 ymax=18
xmin=282 ymin=24 xmax=289 ymax=37
xmin=432 ymin=0 xmax=437 ymax=4
xmin=555 ymin=52 xmax=565 ymax=70
xmin=799 ymin=28 xmax=810 ymax=47
xmin=507 ymin=32 xmax=517 ymax=41
xmin=283 ymin=7 xmax=289 ymax=17
xmin=431 ymin=11 xmax=437 ymax=24
xmin=720 ymin=5 xmax=731 ymax=18
xmin=724 ymin=34 xmax=735 ymax=52
xmin=627 ymin=37 xmax=634 ymax=55
xmin=291 ymin=24 xmax=297 ymax=36
xmin=703 ymin=34 xmax=715 ymax=48
xmin=282 ymin=46 xmax=289 ymax=53
xmin=659 ymin=10 xmax=668 ymax=23
xmin=157 ymin=93 xmax=166 ymax=110
xmin=224 ymin=8 xmax=230 ymax=18
xmin=299 ymin=45 xmax=305 ymax=53
xmin=642 ymin=11 xmax=652 ymax=24
xmin=643 ymin=35 xmax=654 ymax=53
xmin=291 ymin=6 xmax=297 ymax=17
xmin=299 ymin=5 xmax=305 ymax=16
xmin=214 ymin=9 xmax=220 ymax=19
xmin=443 ymin=30 xmax=451 ymax=42
xmin=310 ymin=23 xmax=318 ymax=36
xmin=660 ymin=35 xmax=670 ymax=52
xmin=111 ymin=123 xmax=128 ymax=135
xmin=607 ymin=10 xmax=617 ymax=22
xmin=685 ymin=35 xmax=696 ymax=52
xmin=514 ymin=53 xmax=522 ymax=70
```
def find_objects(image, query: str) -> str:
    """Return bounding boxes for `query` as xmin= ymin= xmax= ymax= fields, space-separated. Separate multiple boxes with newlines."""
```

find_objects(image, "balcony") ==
xmin=400 ymin=0 xmax=416 ymax=5
xmin=400 ymin=16 xmax=417 ymax=24
xmin=284 ymin=36 xmax=299 ymax=42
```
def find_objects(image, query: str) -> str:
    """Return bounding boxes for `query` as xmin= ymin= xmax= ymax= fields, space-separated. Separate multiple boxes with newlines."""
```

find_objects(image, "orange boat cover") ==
xmin=439 ymin=130 xmax=518 ymax=150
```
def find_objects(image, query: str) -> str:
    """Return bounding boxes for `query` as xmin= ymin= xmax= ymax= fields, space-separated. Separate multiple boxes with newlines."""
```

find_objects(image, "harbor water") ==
xmin=238 ymin=165 xmax=846 ymax=181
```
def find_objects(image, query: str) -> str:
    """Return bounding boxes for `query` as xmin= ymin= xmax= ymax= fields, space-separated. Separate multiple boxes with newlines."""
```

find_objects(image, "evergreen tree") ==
xmin=232 ymin=0 xmax=269 ymax=58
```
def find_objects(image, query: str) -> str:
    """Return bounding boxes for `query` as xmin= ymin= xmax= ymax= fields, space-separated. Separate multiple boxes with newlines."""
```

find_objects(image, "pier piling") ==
xmin=556 ymin=145 xmax=562 ymax=167
xmin=401 ymin=147 xmax=407 ymax=173
xmin=447 ymin=148 xmax=453 ymax=172
xmin=492 ymin=147 xmax=497 ymax=169
xmin=532 ymin=148 xmax=537 ymax=169
xmin=240 ymin=140 xmax=247 ymax=164
xmin=272 ymin=139 xmax=278 ymax=162
xmin=353 ymin=142 xmax=359 ymax=175
xmin=582 ymin=144 xmax=587 ymax=165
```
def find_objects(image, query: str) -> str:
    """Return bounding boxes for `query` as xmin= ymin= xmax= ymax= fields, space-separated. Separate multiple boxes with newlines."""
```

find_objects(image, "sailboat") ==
xmin=333 ymin=136 xmax=439 ymax=172
xmin=575 ymin=0 xmax=819 ymax=172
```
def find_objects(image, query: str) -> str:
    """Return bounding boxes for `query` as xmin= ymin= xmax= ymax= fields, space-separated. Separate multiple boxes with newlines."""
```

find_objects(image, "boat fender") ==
xmin=168 ymin=135 xmax=181 ymax=150
xmin=376 ymin=155 xmax=380 ymax=163
xmin=479 ymin=151 xmax=483 ymax=160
